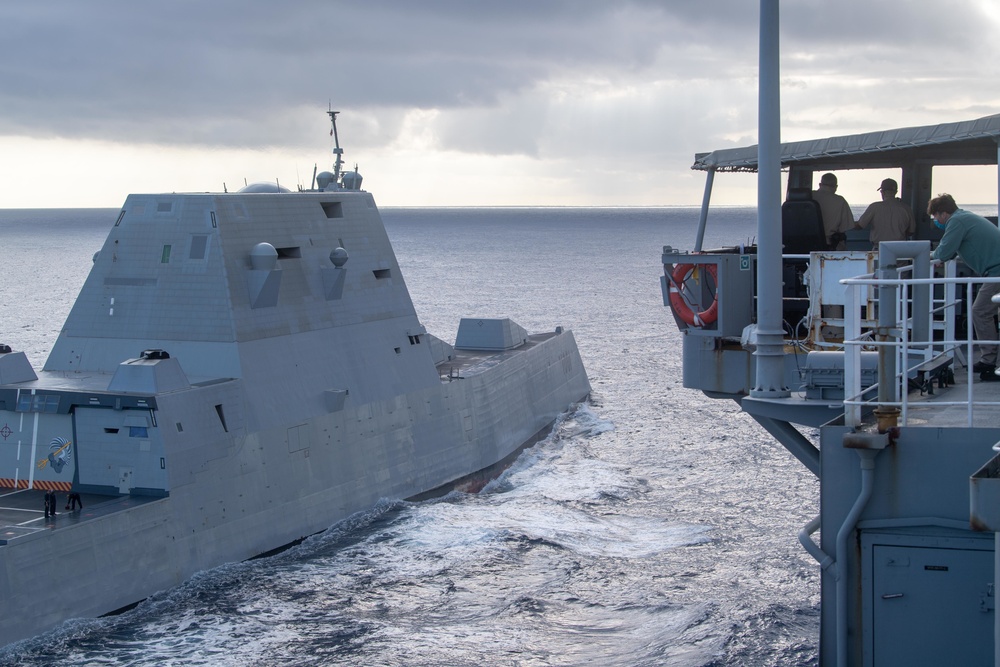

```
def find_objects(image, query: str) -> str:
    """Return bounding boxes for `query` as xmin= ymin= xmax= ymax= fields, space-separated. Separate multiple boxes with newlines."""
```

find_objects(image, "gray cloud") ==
xmin=1 ymin=0 xmax=998 ymax=181
xmin=0 ymin=2 xmax=748 ymax=141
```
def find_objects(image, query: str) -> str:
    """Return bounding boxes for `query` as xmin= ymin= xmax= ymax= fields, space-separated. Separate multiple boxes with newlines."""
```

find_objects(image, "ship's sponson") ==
xmin=0 ymin=189 xmax=590 ymax=647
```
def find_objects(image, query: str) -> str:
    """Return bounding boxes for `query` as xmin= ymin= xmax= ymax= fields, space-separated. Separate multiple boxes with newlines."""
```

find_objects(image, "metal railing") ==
xmin=841 ymin=260 xmax=1000 ymax=428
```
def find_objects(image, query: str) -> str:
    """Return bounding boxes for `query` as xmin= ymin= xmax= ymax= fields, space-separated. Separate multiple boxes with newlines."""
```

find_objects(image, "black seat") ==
xmin=780 ymin=189 xmax=826 ymax=334
xmin=781 ymin=189 xmax=827 ymax=254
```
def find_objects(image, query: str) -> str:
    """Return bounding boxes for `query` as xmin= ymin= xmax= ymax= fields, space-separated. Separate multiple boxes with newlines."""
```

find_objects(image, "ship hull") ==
xmin=0 ymin=189 xmax=590 ymax=647
xmin=0 ymin=330 xmax=588 ymax=646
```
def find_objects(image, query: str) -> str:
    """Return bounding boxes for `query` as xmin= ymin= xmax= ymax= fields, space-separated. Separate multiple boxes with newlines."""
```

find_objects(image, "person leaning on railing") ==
xmin=929 ymin=193 xmax=1000 ymax=380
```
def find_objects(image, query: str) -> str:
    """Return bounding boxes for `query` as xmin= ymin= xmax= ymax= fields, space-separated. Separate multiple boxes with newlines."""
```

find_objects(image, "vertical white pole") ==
xmin=844 ymin=284 xmax=860 ymax=427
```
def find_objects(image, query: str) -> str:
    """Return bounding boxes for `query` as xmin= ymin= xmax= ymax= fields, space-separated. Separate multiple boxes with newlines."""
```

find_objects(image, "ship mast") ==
xmin=751 ymin=0 xmax=788 ymax=399
xmin=328 ymin=108 xmax=344 ymax=185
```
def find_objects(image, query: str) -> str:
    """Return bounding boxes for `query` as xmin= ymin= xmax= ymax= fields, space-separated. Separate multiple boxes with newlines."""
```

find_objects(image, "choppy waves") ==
xmin=2 ymin=395 xmax=815 ymax=666
xmin=0 ymin=207 xmax=819 ymax=666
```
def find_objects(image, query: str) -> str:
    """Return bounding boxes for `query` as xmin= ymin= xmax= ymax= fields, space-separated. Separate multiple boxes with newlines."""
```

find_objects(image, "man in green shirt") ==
xmin=929 ymin=194 xmax=1000 ymax=378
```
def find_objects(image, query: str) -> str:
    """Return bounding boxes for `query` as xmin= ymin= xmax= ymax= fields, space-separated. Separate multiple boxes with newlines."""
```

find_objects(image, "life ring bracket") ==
xmin=668 ymin=263 xmax=719 ymax=328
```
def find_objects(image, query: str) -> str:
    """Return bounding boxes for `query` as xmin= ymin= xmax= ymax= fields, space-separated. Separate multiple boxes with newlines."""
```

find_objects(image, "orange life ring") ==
xmin=669 ymin=263 xmax=719 ymax=327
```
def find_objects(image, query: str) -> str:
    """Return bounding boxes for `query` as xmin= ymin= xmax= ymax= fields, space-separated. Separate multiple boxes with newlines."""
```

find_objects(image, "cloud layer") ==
xmin=1 ymin=1 xmax=999 ymax=206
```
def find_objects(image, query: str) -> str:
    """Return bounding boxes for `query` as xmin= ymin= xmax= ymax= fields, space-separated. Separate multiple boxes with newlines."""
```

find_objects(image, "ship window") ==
xmin=157 ymin=202 xmax=173 ymax=213
xmin=16 ymin=394 xmax=59 ymax=413
xmin=210 ymin=211 xmax=218 ymax=228
xmin=175 ymin=422 xmax=184 ymax=432
xmin=190 ymin=235 xmax=209 ymax=260
xmin=374 ymin=269 xmax=391 ymax=279
xmin=104 ymin=428 xmax=120 ymax=434
xmin=161 ymin=245 xmax=172 ymax=263
xmin=129 ymin=426 xmax=148 ymax=438
xmin=408 ymin=335 xmax=421 ymax=345
xmin=394 ymin=347 xmax=401 ymax=354
xmin=321 ymin=202 xmax=344 ymax=218
xmin=276 ymin=247 xmax=301 ymax=258
xmin=115 ymin=210 xmax=126 ymax=226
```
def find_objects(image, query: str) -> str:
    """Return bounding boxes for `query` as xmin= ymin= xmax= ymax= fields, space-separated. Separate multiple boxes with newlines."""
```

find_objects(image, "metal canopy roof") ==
xmin=692 ymin=112 xmax=1000 ymax=173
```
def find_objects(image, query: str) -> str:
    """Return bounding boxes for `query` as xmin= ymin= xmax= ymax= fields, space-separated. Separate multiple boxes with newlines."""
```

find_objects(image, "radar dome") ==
xmin=330 ymin=247 xmax=349 ymax=267
xmin=316 ymin=171 xmax=335 ymax=190
xmin=238 ymin=182 xmax=292 ymax=193
xmin=341 ymin=171 xmax=363 ymax=190
xmin=250 ymin=242 xmax=278 ymax=270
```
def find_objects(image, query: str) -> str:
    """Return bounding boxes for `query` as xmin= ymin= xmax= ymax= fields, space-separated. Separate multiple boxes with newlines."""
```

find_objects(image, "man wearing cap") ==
xmin=812 ymin=173 xmax=855 ymax=249
xmin=929 ymin=193 xmax=1000 ymax=379
xmin=856 ymin=178 xmax=914 ymax=246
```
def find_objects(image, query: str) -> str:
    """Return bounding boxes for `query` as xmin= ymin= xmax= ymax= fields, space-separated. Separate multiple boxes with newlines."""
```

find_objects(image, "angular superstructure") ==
xmin=0 ymin=116 xmax=590 ymax=647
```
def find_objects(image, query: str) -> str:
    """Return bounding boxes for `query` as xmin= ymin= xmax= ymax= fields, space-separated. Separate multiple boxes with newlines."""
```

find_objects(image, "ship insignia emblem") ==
xmin=37 ymin=437 xmax=73 ymax=474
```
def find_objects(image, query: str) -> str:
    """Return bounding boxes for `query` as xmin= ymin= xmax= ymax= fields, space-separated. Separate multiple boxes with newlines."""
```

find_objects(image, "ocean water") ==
xmin=0 ymin=206 xmax=820 ymax=666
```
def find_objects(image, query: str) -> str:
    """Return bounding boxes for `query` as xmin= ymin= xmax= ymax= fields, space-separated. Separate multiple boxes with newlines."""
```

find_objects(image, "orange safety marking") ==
xmin=0 ymin=479 xmax=72 ymax=492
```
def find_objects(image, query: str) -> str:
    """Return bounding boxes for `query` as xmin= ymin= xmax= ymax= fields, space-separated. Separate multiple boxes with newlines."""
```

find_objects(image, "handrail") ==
xmin=840 ymin=263 xmax=1000 ymax=427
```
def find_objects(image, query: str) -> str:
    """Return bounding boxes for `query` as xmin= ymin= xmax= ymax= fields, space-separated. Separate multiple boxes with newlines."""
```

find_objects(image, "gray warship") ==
xmin=663 ymin=2 xmax=1000 ymax=664
xmin=0 ymin=111 xmax=591 ymax=647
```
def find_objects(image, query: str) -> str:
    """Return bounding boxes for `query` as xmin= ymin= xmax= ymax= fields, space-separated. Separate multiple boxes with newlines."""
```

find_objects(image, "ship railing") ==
xmin=840 ymin=261 xmax=1000 ymax=428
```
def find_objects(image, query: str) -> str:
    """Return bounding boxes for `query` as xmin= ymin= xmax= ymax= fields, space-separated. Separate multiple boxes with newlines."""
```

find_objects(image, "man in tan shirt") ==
xmin=856 ymin=178 xmax=914 ymax=246
xmin=812 ymin=173 xmax=855 ymax=249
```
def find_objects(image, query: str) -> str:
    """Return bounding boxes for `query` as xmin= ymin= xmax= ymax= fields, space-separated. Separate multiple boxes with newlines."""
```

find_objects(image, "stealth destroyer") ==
xmin=0 ymin=112 xmax=591 ymax=646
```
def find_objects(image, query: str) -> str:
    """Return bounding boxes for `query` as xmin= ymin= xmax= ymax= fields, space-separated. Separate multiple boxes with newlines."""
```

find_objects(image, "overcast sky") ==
xmin=2 ymin=0 xmax=999 ymax=209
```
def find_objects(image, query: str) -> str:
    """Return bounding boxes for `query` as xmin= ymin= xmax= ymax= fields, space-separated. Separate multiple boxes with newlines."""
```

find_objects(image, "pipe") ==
xmin=798 ymin=514 xmax=834 ymax=570
xmin=836 ymin=449 xmax=878 ymax=667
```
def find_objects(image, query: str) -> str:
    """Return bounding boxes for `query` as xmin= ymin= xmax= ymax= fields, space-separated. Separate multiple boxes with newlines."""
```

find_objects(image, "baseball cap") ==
xmin=878 ymin=178 xmax=898 ymax=192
